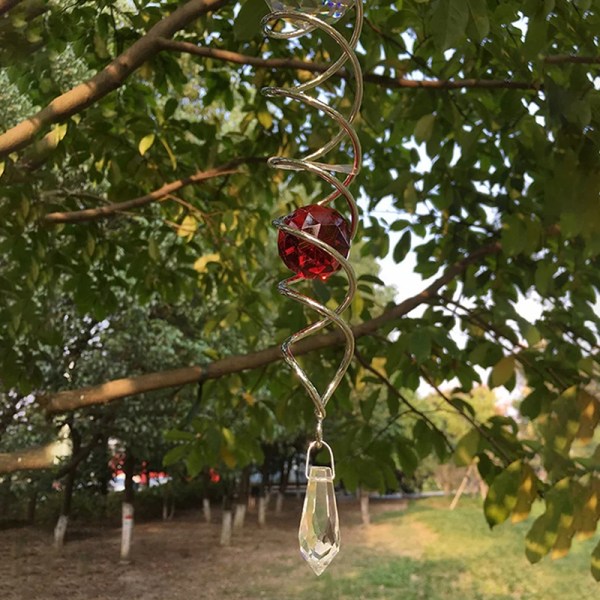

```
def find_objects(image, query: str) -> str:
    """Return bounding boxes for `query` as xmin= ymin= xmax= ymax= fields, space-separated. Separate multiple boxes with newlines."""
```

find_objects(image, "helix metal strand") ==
xmin=262 ymin=2 xmax=363 ymax=445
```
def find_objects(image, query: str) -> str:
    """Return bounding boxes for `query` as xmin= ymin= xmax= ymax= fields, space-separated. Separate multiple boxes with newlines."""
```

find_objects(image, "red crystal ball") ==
xmin=277 ymin=204 xmax=351 ymax=280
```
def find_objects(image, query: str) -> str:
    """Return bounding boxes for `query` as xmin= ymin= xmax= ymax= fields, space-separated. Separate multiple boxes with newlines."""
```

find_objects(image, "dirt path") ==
xmin=0 ymin=496 xmax=426 ymax=600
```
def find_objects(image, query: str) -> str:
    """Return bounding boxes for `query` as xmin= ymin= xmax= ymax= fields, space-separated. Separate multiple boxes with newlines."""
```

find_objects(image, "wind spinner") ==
xmin=262 ymin=0 xmax=364 ymax=576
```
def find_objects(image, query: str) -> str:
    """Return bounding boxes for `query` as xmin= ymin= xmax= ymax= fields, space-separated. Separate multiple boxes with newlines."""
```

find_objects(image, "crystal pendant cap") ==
xmin=298 ymin=465 xmax=340 ymax=575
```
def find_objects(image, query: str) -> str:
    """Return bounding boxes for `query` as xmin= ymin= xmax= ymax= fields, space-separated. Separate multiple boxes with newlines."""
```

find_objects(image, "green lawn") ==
xmin=269 ymin=498 xmax=599 ymax=600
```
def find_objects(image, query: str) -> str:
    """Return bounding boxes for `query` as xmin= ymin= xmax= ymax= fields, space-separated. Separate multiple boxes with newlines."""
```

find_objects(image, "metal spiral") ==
xmin=262 ymin=2 xmax=364 ymax=449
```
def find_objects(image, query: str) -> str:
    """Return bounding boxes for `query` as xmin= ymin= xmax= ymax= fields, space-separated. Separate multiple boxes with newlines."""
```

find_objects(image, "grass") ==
xmin=258 ymin=497 xmax=599 ymax=600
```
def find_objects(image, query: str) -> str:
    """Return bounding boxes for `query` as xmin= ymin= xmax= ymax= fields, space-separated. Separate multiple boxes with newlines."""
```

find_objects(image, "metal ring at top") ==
xmin=305 ymin=440 xmax=336 ymax=480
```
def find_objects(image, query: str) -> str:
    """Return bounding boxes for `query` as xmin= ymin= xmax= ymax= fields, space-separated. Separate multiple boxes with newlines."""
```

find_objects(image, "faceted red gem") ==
xmin=277 ymin=204 xmax=351 ymax=280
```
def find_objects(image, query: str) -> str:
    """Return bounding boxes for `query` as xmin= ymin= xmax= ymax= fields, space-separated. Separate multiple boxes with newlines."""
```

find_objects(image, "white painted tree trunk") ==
xmin=359 ymin=489 xmax=370 ymax=526
xmin=202 ymin=497 xmax=211 ymax=523
xmin=233 ymin=503 xmax=246 ymax=530
xmin=120 ymin=502 xmax=134 ymax=561
xmin=54 ymin=515 xmax=69 ymax=549
xmin=275 ymin=491 xmax=284 ymax=514
xmin=257 ymin=496 xmax=267 ymax=527
xmin=220 ymin=510 xmax=232 ymax=546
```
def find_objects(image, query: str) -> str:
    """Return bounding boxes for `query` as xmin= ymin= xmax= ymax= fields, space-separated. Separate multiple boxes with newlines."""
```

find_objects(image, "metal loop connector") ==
xmin=305 ymin=440 xmax=336 ymax=480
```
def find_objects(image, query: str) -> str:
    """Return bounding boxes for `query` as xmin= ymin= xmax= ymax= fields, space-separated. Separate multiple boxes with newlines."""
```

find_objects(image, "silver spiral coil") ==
xmin=262 ymin=2 xmax=364 ymax=448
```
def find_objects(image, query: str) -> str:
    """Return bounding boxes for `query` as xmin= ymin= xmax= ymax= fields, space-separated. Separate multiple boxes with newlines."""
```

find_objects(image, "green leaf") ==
xmin=484 ymin=460 xmax=523 ymax=528
xmin=501 ymin=215 xmax=527 ymax=256
xmin=523 ymin=323 xmax=541 ymax=346
xmin=138 ymin=133 xmax=156 ymax=156
xmin=164 ymin=98 xmax=178 ymax=119
xmin=164 ymin=430 xmax=196 ymax=442
xmin=148 ymin=238 xmax=160 ymax=262
xmin=360 ymin=391 xmax=378 ymax=422
xmin=430 ymin=0 xmax=469 ymax=50
xmin=411 ymin=331 xmax=431 ymax=363
xmin=467 ymin=0 xmax=489 ymax=40
xmin=414 ymin=114 xmax=436 ymax=143
xmin=397 ymin=439 xmax=419 ymax=475
xmin=386 ymin=387 xmax=399 ymax=417
xmin=413 ymin=419 xmax=433 ymax=458
xmin=512 ymin=463 xmax=538 ymax=523
xmin=186 ymin=444 xmax=206 ymax=476
xmin=163 ymin=444 xmax=189 ymax=466
xmin=454 ymin=428 xmax=482 ymax=466
xmin=534 ymin=261 xmax=555 ymax=296
xmin=403 ymin=181 xmax=418 ymax=213
xmin=393 ymin=231 xmax=412 ymax=263
xmin=525 ymin=479 xmax=573 ymax=564
xmin=234 ymin=0 xmax=269 ymax=41
xmin=489 ymin=355 xmax=515 ymax=388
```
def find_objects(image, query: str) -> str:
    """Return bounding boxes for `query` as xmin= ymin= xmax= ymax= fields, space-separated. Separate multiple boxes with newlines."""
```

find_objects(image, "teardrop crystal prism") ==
xmin=298 ymin=466 xmax=340 ymax=575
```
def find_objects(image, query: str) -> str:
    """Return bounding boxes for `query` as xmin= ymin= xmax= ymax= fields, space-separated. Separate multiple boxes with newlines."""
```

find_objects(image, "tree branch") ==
xmin=0 ymin=0 xmax=229 ymax=158
xmin=0 ymin=439 xmax=71 ymax=474
xmin=161 ymin=40 xmax=540 ymax=91
xmin=42 ymin=157 xmax=265 ymax=224
xmin=54 ymin=432 xmax=104 ymax=479
xmin=39 ymin=238 xmax=502 ymax=414
xmin=543 ymin=55 xmax=600 ymax=64
xmin=418 ymin=366 xmax=512 ymax=466
xmin=354 ymin=348 xmax=454 ymax=453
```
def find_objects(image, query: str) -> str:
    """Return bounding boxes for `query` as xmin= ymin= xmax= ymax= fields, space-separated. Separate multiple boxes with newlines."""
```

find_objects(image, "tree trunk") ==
xmin=258 ymin=461 xmax=270 ymax=527
xmin=26 ymin=489 xmax=38 ymax=524
xmin=0 ymin=475 xmax=11 ymax=517
xmin=98 ymin=442 xmax=111 ymax=518
xmin=54 ymin=471 xmax=74 ymax=549
xmin=233 ymin=466 xmax=250 ymax=530
xmin=55 ymin=427 xmax=80 ymax=549
xmin=359 ymin=488 xmax=370 ymax=526
xmin=202 ymin=497 xmax=211 ymax=523
xmin=276 ymin=457 xmax=292 ymax=514
xmin=121 ymin=451 xmax=135 ymax=562
xmin=220 ymin=493 xmax=233 ymax=546
xmin=257 ymin=495 xmax=267 ymax=527
xmin=162 ymin=482 xmax=174 ymax=520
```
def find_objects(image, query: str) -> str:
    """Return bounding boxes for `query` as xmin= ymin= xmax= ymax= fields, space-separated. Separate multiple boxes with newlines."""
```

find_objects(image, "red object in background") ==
xmin=277 ymin=204 xmax=351 ymax=280
xmin=209 ymin=468 xmax=220 ymax=483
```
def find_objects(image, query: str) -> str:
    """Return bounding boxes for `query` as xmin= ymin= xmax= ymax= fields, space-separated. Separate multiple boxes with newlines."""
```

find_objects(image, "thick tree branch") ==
xmin=0 ymin=439 xmax=71 ymax=474
xmin=42 ymin=157 xmax=265 ymax=224
xmin=0 ymin=0 xmax=229 ymax=158
xmin=161 ymin=40 xmax=540 ymax=91
xmin=39 ymin=238 xmax=502 ymax=414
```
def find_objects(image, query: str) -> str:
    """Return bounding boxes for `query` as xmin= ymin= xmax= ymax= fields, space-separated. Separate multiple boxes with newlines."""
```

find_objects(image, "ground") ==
xmin=1 ymin=496 xmax=598 ymax=600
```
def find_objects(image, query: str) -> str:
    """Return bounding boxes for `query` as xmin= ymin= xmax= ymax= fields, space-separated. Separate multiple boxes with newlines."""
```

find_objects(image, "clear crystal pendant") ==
xmin=299 ymin=443 xmax=340 ymax=575
xmin=266 ymin=0 xmax=354 ymax=24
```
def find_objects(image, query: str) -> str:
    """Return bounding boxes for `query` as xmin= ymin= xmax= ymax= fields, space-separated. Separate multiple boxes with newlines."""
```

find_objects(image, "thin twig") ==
xmin=354 ymin=348 xmax=454 ymax=453
xmin=418 ymin=365 xmax=512 ymax=465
